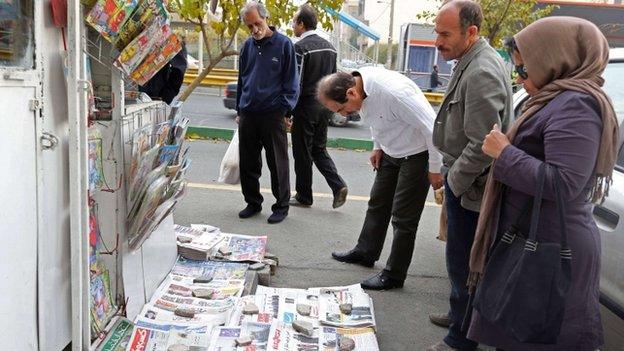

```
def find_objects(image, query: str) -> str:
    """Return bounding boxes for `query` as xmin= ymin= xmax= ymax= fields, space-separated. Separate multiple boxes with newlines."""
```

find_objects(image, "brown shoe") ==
xmin=425 ymin=341 xmax=459 ymax=351
xmin=429 ymin=312 xmax=451 ymax=328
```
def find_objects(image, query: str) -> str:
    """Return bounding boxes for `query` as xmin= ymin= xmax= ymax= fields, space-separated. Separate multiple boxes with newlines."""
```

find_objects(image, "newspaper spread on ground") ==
xmin=318 ymin=326 xmax=379 ymax=351
xmin=317 ymin=285 xmax=376 ymax=329
xmin=170 ymin=256 xmax=249 ymax=281
xmin=156 ymin=274 xmax=245 ymax=301
xmin=125 ymin=317 xmax=213 ymax=351
xmin=215 ymin=233 xmax=267 ymax=263
xmin=267 ymin=321 xmax=320 ymax=351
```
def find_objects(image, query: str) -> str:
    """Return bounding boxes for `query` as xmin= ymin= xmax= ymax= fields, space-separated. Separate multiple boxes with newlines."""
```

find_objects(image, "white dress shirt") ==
xmin=357 ymin=66 xmax=443 ymax=172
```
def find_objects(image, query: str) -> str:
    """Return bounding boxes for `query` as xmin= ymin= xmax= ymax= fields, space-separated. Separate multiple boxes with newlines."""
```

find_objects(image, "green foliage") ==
xmin=365 ymin=43 xmax=398 ymax=69
xmin=415 ymin=0 xmax=556 ymax=48
xmin=171 ymin=0 xmax=345 ymax=101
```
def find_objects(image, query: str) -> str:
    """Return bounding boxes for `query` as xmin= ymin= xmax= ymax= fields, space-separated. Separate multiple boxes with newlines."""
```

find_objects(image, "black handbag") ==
xmin=472 ymin=164 xmax=572 ymax=344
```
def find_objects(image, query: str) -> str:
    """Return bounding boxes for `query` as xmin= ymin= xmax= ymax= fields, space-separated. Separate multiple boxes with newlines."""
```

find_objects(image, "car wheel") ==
xmin=329 ymin=113 xmax=348 ymax=127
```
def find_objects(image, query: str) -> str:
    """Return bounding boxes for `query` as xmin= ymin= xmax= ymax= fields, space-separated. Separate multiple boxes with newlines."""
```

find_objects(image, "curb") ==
xmin=186 ymin=126 xmax=373 ymax=151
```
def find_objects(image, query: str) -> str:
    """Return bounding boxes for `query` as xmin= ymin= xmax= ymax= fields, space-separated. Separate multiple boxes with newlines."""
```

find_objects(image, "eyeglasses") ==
xmin=514 ymin=64 xmax=528 ymax=80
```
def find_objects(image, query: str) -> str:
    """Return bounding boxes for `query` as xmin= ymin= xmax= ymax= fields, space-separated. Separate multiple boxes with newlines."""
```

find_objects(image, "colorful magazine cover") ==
xmin=85 ymin=0 xmax=139 ymax=42
xmin=89 ymin=206 xmax=100 ymax=273
xmin=94 ymin=316 xmax=134 ymax=351
xmin=113 ymin=0 xmax=167 ymax=51
xmin=90 ymin=270 xmax=117 ymax=334
xmin=88 ymin=129 xmax=104 ymax=191
xmin=115 ymin=17 xmax=169 ymax=75
xmin=129 ymin=32 xmax=181 ymax=85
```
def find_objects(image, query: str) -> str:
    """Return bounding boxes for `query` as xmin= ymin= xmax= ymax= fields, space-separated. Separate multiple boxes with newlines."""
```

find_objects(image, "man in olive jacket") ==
xmin=427 ymin=1 xmax=512 ymax=351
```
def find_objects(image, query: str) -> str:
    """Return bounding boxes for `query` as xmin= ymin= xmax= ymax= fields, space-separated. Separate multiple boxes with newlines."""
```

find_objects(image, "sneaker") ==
xmin=332 ymin=186 xmax=348 ymax=209
xmin=238 ymin=205 xmax=261 ymax=219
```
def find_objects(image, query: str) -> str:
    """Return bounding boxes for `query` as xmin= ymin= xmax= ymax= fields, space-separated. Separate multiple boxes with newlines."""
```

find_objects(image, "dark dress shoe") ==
xmin=239 ymin=205 xmax=261 ymax=218
xmin=331 ymin=249 xmax=374 ymax=268
xmin=332 ymin=187 xmax=348 ymax=209
xmin=289 ymin=196 xmax=312 ymax=207
xmin=267 ymin=211 xmax=288 ymax=224
xmin=360 ymin=271 xmax=404 ymax=290
xmin=429 ymin=312 xmax=451 ymax=328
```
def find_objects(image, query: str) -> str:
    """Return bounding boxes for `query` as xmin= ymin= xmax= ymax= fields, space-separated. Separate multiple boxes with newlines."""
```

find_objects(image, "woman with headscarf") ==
xmin=465 ymin=17 xmax=619 ymax=350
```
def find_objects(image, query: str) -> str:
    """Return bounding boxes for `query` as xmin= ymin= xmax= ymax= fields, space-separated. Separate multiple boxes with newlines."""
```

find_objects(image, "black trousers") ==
xmin=354 ymin=151 xmax=430 ymax=281
xmin=238 ymin=110 xmax=290 ymax=213
xmin=291 ymin=99 xmax=346 ymax=204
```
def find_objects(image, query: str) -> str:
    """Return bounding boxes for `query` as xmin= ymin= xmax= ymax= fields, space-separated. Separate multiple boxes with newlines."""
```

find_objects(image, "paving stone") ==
xmin=193 ymin=276 xmax=213 ymax=284
xmin=235 ymin=336 xmax=253 ymax=346
xmin=192 ymin=288 xmax=214 ymax=299
xmin=167 ymin=344 xmax=189 ymax=351
xmin=296 ymin=304 xmax=312 ymax=316
xmin=339 ymin=337 xmax=356 ymax=351
xmin=292 ymin=320 xmax=314 ymax=336
xmin=249 ymin=262 xmax=266 ymax=270
xmin=242 ymin=302 xmax=259 ymax=315
xmin=339 ymin=303 xmax=352 ymax=315
xmin=174 ymin=308 xmax=195 ymax=318
xmin=177 ymin=236 xmax=193 ymax=244
xmin=218 ymin=246 xmax=232 ymax=256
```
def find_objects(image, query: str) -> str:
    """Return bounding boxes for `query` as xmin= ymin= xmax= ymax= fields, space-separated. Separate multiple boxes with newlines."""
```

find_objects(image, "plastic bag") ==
xmin=218 ymin=130 xmax=240 ymax=184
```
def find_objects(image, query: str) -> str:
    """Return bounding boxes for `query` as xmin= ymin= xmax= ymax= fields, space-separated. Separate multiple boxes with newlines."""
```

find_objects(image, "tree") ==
xmin=416 ymin=0 xmax=556 ymax=48
xmin=171 ymin=0 xmax=344 ymax=102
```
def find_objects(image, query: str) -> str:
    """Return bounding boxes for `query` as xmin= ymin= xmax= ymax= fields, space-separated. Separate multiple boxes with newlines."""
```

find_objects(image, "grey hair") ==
xmin=240 ymin=1 xmax=269 ymax=21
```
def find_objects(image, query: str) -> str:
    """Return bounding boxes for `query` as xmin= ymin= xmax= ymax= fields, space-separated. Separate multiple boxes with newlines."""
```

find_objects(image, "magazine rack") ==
xmin=86 ymin=30 xmax=177 ymax=348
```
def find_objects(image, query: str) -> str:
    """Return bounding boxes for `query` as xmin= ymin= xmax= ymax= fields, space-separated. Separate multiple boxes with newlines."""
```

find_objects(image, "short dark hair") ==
xmin=450 ymin=0 xmax=483 ymax=32
xmin=296 ymin=4 xmax=318 ymax=30
xmin=316 ymin=72 xmax=355 ymax=103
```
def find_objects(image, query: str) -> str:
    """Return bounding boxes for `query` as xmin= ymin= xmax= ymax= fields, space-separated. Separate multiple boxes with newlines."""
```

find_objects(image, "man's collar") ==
xmin=454 ymin=37 xmax=487 ymax=72
xmin=299 ymin=30 xmax=318 ymax=40
xmin=254 ymin=26 xmax=278 ymax=45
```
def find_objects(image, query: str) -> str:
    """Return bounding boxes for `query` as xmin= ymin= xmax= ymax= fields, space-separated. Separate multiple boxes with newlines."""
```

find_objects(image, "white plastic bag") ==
xmin=218 ymin=130 xmax=240 ymax=184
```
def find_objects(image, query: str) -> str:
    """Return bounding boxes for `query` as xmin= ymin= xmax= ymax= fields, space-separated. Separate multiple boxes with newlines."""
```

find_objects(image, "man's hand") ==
xmin=235 ymin=116 xmax=240 ymax=125
xmin=284 ymin=117 xmax=292 ymax=132
xmin=370 ymin=149 xmax=383 ymax=170
xmin=482 ymin=124 xmax=510 ymax=159
xmin=428 ymin=172 xmax=444 ymax=190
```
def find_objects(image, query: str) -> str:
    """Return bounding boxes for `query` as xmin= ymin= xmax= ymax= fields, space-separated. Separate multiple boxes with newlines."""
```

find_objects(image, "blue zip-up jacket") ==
xmin=236 ymin=27 xmax=299 ymax=115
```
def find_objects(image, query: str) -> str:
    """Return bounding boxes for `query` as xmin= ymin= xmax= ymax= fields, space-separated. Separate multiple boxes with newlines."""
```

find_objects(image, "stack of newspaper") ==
xmin=175 ymin=224 xmax=268 ymax=263
xmin=175 ymin=224 xmax=223 ymax=260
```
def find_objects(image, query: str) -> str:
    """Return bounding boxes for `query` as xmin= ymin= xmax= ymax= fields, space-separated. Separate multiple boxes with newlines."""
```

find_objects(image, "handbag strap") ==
xmin=526 ymin=164 xmax=570 ymax=252
xmin=552 ymin=167 xmax=570 ymax=251
xmin=527 ymin=163 xmax=547 ymax=243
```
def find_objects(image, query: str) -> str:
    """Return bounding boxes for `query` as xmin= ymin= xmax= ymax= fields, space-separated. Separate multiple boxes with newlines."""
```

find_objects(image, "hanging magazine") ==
xmin=115 ymin=17 xmax=170 ymax=75
xmin=113 ymin=0 xmax=168 ymax=51
xmin=129 ymin=32 xmax=182 ymax=85
xmin=85 ymin=0 xmax=139 ymax=42
xmin=90 ymin=270 xmax=117 ymax=334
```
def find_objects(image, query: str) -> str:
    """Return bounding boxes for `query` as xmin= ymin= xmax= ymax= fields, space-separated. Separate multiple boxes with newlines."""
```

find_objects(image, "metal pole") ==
xmin=198 ymin=28 xmax=204 ymax=72
xmin=386 ymin=0 xmax=395 ymax=70
xmin=234 ymin=33 xmax=239 ymax=70
xmin=68 ymin=0 xmax=90 ymax=349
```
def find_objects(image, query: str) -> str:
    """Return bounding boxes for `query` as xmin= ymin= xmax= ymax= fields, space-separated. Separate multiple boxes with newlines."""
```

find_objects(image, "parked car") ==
xmin=222 ymin=81 xmax=361 ymax=127
xmin=512 ymin=48 xmax=624 ymax=330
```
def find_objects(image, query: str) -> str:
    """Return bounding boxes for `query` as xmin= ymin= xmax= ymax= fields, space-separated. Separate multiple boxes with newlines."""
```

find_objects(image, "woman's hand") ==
xmin=482 ymin=124 xmax=510 ymax=159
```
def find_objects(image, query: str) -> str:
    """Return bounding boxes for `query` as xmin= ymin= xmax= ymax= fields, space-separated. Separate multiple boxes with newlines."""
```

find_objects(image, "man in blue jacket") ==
xmin=236 ymin=1 xmax=299 ymax=224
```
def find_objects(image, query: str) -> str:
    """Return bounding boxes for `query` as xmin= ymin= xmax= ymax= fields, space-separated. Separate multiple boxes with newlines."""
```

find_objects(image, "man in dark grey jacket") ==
xmin=427 ymin=1 xmax=512 ymax=351
xmin=289 ymin=4 xmax=348 ymax=209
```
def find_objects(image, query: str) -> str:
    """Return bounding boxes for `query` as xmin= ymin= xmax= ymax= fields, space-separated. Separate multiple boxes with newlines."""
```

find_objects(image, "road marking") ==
xmin=187 ymin=182 xmax=441 ymax=208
